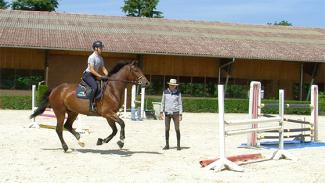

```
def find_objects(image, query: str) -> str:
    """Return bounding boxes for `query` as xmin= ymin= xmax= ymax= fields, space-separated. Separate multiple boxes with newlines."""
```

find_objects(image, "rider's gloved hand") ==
xmin=101 ymin=76 xmax=109 ymax=81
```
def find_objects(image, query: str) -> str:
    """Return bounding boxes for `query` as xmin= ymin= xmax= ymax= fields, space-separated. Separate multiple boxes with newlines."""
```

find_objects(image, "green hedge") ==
xmin=37 ymin=85 xmax=49 ymax=106
xmin=145 ymin=97 xmax=250 ymax=113
xmin=1 ymin=95 xmax=324 ymax=115
xmin=144 ymin=96 xmax=324 ymax=115
xmin=262 ymin=100 xmax=310 ymax=115
xmin=0 ymin=96 xmax=32 ymax=109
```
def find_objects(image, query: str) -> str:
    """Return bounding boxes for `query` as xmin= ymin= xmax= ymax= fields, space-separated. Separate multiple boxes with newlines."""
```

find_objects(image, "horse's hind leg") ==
xmin=97 ymin=119 xmax=117 ymax=146
xmin=64 ymin=111 xmax=85 ymax=147
xmin=116 ymin=117 xmax=125 ymax=149
xmin=54 ymin=111 xmax=70 ymax=152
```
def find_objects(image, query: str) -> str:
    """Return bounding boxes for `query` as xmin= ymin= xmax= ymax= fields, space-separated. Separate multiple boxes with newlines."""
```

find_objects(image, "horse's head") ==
xmin=127 ymin=61 xmax=150 ymax=87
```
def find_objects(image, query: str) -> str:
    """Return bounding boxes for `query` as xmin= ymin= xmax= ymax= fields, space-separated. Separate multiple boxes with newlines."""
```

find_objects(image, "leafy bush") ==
xmin=16 ymin=76 xmax=43 ymax=89
xmin=37 ymin=85 xmax=49 ymax=106
xmin=145 ymin=96 xmax=248 ymax=113
xmin=319 ymin=92 xmax=325 ymax=104
xmin=226 ymin=85 xmax=249 ymax=98
xmin=1 ymin=95 xmax=324 ymax=115
xmin=319 ymin=92 xmax=325 ymax=115
xmin=144 ymin=96 xmax=324 ymax=114
xmin=0 ymin=96 xmax=32 ymax=109
xmin=262 ymin=99 xmax=310 ymax=115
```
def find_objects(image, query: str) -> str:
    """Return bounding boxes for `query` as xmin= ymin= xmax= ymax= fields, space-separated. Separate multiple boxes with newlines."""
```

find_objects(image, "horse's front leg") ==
xmin=96 ymin=118 xmax=117 ymax=146
xmin=116 ymin=117 xmax=125 ymax=149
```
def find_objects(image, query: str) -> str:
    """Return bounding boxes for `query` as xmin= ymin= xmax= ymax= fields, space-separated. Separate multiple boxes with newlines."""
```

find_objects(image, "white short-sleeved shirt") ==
xmin=85 ymin=52 xmax=104 ymax=72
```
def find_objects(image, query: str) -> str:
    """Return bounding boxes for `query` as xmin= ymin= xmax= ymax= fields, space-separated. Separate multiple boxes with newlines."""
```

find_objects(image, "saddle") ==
xmin=76 ymin=79 xmax=105 ymax=100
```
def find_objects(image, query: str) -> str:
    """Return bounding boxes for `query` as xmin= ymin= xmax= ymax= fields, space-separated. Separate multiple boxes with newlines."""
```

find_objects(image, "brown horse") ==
xmin=30 ymin=61 xmax=150 ymax=152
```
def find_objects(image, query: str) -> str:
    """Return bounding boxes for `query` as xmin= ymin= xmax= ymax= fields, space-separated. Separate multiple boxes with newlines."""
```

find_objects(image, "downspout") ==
xmin=299 ymin=63 xmax=303 ymax=101
xmin=137 ymin=54 xmax=144 ymax=69
xmin=44 ymin=50 xmax=48 ymax=85
xmin=218 ymin=57 xmax=235 ymax=84
xmin=218 ymin=58 xmax=236 ymax=94
xmin=306 ymin=63 xmax=319 ymax=101
xmin=136 ymin=54 xmax=144 ymax=93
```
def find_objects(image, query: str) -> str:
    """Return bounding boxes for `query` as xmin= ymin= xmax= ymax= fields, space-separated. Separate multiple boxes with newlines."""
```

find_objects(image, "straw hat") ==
xmin=167 ymin=79 xmax=179 ymax=86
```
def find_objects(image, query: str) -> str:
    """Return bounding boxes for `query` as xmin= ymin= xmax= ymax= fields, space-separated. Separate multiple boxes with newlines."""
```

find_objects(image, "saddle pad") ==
xmin=76 ymin=80 xmax=104 ymax=100
xmin=76 ymin=84 xmax=89 ymax=99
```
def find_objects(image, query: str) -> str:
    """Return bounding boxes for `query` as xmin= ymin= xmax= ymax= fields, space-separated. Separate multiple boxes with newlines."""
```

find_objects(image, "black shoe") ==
xmin=162 ymin=145 xmax=169 ymax=150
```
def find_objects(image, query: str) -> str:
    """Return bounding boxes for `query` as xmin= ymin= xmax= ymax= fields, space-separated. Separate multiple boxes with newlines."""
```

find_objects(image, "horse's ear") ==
xmin=130 ymin=60 xmax=138 ymax=66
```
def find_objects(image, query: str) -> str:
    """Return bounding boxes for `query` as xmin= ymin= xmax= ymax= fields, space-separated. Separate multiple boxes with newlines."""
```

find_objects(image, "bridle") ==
xmin=105 ymin=75 xmax=144 ymax=85
xmin=103 ymin=65 xmax=146 ymax=86
xmin=99 ymin=64 xmax=147 ymax=101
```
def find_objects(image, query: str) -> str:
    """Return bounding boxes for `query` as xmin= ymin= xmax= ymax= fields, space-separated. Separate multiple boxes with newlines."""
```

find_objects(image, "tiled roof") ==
xmin=0 ymin=9 xmax=325 ymax=62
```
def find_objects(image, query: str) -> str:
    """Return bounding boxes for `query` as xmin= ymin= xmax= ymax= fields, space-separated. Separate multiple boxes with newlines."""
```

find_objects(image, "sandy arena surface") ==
xmin=0 ymin=110 xmax=325 ymax=183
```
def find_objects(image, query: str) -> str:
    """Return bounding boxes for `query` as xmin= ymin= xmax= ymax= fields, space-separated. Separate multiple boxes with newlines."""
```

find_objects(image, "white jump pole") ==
xmin=279 ymin=90 xmax=285 ymax=151
xmin=75 ymin=116 xmax=83 ymax=133
xmin=131 ymin=85 xmax=136 ymax=120
xmin=271 ymin=90 xmax=297 ymax=160
xmin=247 ymin=81 xmax=261 ymax=147
xmin=140 ymin=87 xmax=145 ymax=119
xmin=32 ymin=85 xmax=36 ymax=115
xmin=123 ymin=88 xmax=127 ymax=118
xmin=29 ymin=85 xmax=39 ymax=128
xmin=311 ymin=85 xmax=318 ymax=141
xmin=206 ymin=85 xmax=244 ymax=172
xmin=131 ymin=85 xmax=136 ymax=109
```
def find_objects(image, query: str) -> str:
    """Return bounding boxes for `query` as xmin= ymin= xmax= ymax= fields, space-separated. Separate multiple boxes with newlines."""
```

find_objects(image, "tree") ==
xmin=267 ymin=20 xmax=293 ymax=26
xmin=122 ymin=0 xmax=163 ymax=18
xmin=11 ymin=0 xmax=59 ymax=12
xmin=0 ymin=0 xmax=9 ymax=9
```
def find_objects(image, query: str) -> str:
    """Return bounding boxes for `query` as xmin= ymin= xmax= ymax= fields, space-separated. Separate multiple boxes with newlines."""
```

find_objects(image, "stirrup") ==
xmin=89 ymin=103 xmax=96 ymax=112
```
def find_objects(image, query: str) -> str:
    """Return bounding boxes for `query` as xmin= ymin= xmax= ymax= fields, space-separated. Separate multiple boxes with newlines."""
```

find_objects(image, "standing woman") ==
xmin=160 ymin=79 xmax=183 ymax=150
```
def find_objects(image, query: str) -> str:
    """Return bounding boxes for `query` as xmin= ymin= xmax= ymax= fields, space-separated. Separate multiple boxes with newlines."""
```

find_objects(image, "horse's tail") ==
xmin=30 ymin=89 xmax=52 ymax=119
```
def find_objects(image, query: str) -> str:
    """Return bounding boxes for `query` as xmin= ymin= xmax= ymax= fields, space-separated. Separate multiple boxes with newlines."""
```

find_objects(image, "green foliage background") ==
xmin=1 ymin=91 xmax=324 ymax=116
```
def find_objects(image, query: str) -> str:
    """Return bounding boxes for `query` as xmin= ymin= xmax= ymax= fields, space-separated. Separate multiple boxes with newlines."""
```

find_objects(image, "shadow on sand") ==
xmin=41 ymin=148 xmax=162 ymax=157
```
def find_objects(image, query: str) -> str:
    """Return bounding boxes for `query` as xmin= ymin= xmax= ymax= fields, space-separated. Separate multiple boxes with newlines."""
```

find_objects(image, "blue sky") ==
xmin=55 ymin=0 xmax=324 ymax=28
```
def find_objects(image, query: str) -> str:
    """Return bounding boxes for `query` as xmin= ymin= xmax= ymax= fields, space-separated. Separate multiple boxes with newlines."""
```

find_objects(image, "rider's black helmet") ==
xmin=92 ymin=40 xmax=104 ymax=50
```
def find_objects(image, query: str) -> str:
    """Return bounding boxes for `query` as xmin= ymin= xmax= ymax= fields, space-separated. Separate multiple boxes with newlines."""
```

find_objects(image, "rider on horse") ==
xmin=82 ymin=41 xmax=109 ymax=112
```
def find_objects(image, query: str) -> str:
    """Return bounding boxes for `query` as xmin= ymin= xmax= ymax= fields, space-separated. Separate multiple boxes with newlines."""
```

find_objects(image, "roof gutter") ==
xmin=218 ymin=57 xmax=236 ymax=84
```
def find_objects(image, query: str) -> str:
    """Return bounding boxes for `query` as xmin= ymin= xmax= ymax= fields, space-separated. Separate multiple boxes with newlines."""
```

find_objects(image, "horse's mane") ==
xmin=108 ymin=61 xmax=130 ymax=77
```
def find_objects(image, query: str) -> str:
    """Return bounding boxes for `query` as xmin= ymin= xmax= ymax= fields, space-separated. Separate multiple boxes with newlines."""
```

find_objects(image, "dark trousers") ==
xmin=82 ymin=72 xmax=98 ymax=105
xmin=165 ymin=112 xmax=180 ymax=131
xmin=164 ymin=112 xmax=181 ymax=148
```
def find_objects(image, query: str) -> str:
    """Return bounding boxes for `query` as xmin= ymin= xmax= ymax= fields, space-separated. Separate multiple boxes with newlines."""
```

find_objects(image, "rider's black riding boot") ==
xmin=88 ymin=90 xmax=96 ymax=112
xmin=163 ymin=131 xmax=169 ymax=150
xmin=176 ymin=130 xmax=181 ymax=150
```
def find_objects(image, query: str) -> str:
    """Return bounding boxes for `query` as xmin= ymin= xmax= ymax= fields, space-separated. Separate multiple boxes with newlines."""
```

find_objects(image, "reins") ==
xmin=105 ymin=79 xmax=139 ymax=84
xmin=100 ymin=64 xmax=145 ymax=100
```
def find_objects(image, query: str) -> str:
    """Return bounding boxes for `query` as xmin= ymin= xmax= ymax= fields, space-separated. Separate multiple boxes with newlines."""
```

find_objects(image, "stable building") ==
xmin=0 ymin=10 xmax=325 ymax=99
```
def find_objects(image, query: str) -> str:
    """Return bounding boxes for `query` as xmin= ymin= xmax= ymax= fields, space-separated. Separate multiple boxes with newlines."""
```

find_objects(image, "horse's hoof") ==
xmin=97 ymin=138 xmax=103 ymax=145
xmin=64 ymin=148 xmax=73 ymax=153
xmin=117 ymin=140 xmax=124 ymax=149
xmin=78 ymin=138 xmax=85 ymax=147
